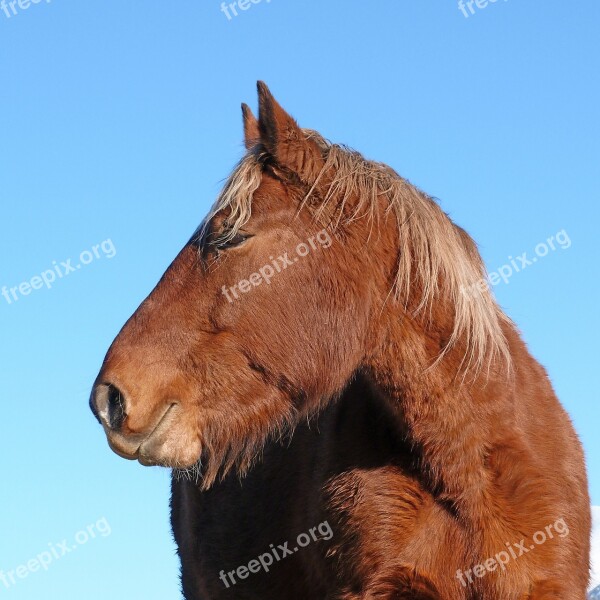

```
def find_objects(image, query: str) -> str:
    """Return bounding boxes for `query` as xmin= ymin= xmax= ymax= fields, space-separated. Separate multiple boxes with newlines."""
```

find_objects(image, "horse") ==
xmin=90 ymin=82 xmax=590 ymax=599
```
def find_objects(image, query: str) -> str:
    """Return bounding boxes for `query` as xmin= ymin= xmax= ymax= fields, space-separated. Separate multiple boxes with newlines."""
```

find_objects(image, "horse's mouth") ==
xmin=106 ymin=403 xmax=178 ymax=465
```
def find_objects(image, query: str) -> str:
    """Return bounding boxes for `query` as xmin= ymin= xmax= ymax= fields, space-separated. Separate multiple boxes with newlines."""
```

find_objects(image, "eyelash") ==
xmin=212 ymin=232 xmax=250 ymax=250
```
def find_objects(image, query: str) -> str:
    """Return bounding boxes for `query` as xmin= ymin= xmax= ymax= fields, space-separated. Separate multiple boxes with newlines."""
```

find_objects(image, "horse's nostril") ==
xmin=105 ymin=384 xmax=126 ymax=430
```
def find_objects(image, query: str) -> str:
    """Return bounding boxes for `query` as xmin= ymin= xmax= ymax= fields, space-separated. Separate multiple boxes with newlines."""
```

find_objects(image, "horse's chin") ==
xmin=106 ymin=404 xmax=202 ymax=469
xmin=137 ymin=442 xmax=201 ymax=469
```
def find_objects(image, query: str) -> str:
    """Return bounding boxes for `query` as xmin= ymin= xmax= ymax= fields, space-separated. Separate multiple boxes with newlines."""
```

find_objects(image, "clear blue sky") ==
xmin=0 ymin=1 xmax=598 ymax=598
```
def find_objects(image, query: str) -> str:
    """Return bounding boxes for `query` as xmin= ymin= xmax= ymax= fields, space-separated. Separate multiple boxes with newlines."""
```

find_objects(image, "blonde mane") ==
xmin=202 ymin=133 xmax=511 ymax=373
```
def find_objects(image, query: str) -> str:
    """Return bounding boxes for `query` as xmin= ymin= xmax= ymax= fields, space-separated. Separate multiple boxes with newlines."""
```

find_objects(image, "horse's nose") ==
xmin=90 ymin=383 xmax=127 ymax=431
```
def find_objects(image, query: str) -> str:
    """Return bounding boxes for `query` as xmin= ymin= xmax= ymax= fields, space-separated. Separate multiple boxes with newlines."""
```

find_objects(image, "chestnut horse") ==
xmin=90 ymin=82 xmax=590 ymax=599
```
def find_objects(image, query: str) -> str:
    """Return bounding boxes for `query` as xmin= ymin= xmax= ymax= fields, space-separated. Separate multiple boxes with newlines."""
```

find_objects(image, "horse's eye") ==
xmin=215 ymin=232 xmax=250 ymax=250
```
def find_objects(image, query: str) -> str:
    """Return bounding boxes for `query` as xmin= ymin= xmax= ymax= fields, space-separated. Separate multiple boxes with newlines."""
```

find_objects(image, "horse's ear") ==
xmin=256 ymin=81 xmax=324 ymax=184
xmin=242 ymin=103 xmax=260 ymax=150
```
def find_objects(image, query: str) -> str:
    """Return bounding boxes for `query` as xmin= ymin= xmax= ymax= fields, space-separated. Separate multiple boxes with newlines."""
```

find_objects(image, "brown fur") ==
xmin=91 ymin=82 xmax=591 ymax=599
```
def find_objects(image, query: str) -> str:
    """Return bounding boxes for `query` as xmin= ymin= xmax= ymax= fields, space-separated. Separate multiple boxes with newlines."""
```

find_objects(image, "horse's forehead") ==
xmin=236 ymin=170 xmax=294 ymax=218
xmin=253 ymin=170 xmax=290 ymax=203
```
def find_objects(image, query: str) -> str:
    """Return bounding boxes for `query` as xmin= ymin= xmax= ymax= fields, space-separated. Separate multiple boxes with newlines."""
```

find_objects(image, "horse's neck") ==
xmin=362 ymin=307 xmax=524 ymax=461
xmin=315 ymin=375 xmax=417 ymax=476
xmin=371 ymin=295 xmax=520 ymax=394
